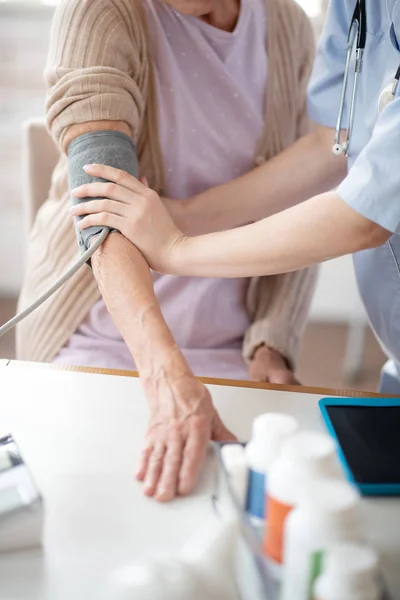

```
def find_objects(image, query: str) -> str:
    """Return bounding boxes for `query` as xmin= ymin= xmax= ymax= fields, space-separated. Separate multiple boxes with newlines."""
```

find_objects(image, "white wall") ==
xmin=0 ymin=3 xmax=52 ymax=296
xmin=310 ymin=257 xmax=367 ymax=322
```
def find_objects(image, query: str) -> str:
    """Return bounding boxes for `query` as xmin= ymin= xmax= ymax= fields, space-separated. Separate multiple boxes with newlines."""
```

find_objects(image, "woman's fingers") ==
xmin=143 ymin=442 xmax=166 ymax=497
xmin=71 ymin=181 xmax=135 ymax=203
xmin=136 ymin=444 xmax=153 ymax=481
xmin=72 ymin=199 xmax=129 ymax=218
xmin=83 ymin=164 xmax=147 ymax=194
xmin=178 ymin=424 xmax=209 ymax=497
xmin=77 ymin=212 xmax=125 ymax=232
xmin=155 ymin=429 xmax=184 ymax=502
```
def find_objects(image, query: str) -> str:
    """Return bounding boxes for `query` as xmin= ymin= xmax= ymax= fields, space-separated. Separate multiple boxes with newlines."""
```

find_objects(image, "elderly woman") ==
xmin=18 ymin=0 xmax=316 ymax=500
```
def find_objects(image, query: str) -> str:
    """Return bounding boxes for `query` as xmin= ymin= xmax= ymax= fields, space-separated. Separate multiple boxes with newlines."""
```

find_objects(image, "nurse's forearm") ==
xmin=186 ymin=126 xmax=347 ymax=231
xmin=172 ymin=192 xmax=391 ymax=278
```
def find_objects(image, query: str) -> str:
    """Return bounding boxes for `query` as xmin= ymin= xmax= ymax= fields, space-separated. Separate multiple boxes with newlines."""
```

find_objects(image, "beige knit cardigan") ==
xmin=17 ymin=0 xmax=317 ymax=367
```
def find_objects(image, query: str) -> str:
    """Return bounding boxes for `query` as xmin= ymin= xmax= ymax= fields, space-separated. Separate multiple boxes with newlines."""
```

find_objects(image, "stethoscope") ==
xmin=333 ymin=0 xmax=400 ymax=156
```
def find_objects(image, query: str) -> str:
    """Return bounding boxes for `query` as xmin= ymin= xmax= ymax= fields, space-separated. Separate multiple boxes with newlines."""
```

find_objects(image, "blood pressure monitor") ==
xmin=0 ymin=435 xmax=43 ymax=552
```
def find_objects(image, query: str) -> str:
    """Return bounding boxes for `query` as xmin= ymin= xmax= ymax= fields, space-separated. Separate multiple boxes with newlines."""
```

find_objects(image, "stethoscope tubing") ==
xmin=333 ymin=0 xmax=400 ymax=157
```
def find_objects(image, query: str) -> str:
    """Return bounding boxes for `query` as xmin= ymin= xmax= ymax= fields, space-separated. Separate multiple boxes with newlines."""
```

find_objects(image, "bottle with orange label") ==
xmin=263 ymin=431 xmax=340 ymax=581
xmin=245 ymin=413 xmax=299 ymax=526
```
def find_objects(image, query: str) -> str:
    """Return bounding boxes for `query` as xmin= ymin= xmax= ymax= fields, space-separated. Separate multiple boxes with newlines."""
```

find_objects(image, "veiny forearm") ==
xmin=187 ymin=126 xmax=348 ymax=231
xmin=92 ymin=233 xmax=191 ymax=383
xmin=173 ymin=192 xmax=391 ymax=279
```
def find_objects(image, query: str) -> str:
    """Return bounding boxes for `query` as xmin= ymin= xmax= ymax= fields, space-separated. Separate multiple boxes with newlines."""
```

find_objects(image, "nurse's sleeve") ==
xmin=307 ymin=0 xmax=352 ymax=128
xmin=337 ymin=96 xmax=400 ymax=233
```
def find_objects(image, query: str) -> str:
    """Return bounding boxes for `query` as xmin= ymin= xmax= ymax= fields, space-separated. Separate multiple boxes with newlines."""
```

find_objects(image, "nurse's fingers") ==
xmin=71 ymin=182 xmax=135 ymax=204
xmin=71 ymin=199 xmax=130 ymax=218
xmin=178 ymin=425 xmax=209 ymax=497
xmin=155 ymin=429 xmax=184 ymax=502
xmin=143 ymin=442 xmax=167 ymax=497
xmin=77 ymin=212 xmax=125 ymax=232
xmin=83 ymin=164 xmax=147 ymax=194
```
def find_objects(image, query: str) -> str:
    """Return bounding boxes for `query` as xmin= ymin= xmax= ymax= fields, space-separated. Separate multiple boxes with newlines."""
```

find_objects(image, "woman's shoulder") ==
xmin=269 ymin=0 xmax=315 ymax=64
xmin=272 ymin=0 xmax=314 ymax=37
xmin=54 ymin=0 xmax=146 ymax=29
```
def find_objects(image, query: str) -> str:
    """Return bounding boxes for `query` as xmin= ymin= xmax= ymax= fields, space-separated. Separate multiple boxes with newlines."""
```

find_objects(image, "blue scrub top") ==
xmin=308 ymin=0 xmax=400 ymax=233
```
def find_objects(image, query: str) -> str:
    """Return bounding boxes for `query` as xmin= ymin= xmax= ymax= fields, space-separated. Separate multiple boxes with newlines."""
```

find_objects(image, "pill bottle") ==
xmin=220 ymin=444 xmax=248 ymax=508
xmin=263 ymin=430 xmax=338 ymax=580
xmin=313 ymin=542 xmax=381 ymax=600
xmin=281 ymin=479 xmax=363 ymax=600
xmin=245 ymin=413 xmax=298 ymax=525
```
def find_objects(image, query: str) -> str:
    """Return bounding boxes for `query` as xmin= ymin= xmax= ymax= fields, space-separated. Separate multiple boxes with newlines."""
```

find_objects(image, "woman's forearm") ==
xmin=92 ymin=233 xmax=191 ymax=383
xmin=172 ymin=192 xmax=391 ymax=278
xmin=187 ymin=126 xmax=347 ymax=231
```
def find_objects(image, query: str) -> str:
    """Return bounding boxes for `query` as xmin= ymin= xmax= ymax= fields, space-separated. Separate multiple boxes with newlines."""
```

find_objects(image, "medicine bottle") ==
xmin=313 ymin=542 xmax=381 ymax=600
xmin=220 ymin=443 xmax=248 ymax=508
xmin=281 ymin=479 xmax=363 ymax=600
xmin=244 ymin=413 xmax=298 ymax=525
xmin=263 ymin=430 xmax=339 ymax=579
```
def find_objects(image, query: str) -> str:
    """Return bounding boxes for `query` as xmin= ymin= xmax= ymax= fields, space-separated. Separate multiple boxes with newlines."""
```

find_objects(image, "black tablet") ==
xmin=319 ymin=398 xmax=400 ymax=496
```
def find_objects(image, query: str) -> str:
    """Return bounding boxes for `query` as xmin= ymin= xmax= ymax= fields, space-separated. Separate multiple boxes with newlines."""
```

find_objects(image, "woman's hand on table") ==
xmin=249 ymin=345 xmax=300 ymax=385
xmin=71 ymin=165 xmax=186 ymax=273
xmin=137 ymin=374 xmax=237 ymax=502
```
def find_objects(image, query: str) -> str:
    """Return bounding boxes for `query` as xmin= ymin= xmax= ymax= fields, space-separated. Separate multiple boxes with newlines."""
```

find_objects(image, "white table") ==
xmin=0 ymin=362 xmax=399 ymax=599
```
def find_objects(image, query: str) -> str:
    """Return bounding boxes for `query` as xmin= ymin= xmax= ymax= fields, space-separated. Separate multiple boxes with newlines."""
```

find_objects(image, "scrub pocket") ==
xmin=353 ymin=234 xmax=400 ymax=364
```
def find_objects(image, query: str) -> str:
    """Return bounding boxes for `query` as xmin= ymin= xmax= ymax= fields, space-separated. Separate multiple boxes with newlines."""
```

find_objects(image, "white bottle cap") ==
xmin=251 ymin=413 xmax=298 ymax=444
xmin=220 ymin=444 xmax=246 ymax=471
xmin=298 ymin=478 xmax=361 ymax=531
xmin=281 ymin=430 xmax=337 ymax=477
xmin=246 ymin=414 xmax=299 ymax=474
xmin=324 ymin=543 xmax=379 ymax=586
xmin=316 ymin=542 xmax=381 ymax=598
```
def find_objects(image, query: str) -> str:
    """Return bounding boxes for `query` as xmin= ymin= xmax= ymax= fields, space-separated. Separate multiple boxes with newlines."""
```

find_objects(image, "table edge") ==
xmin=3 ymin=360 xmax=392 ymax=398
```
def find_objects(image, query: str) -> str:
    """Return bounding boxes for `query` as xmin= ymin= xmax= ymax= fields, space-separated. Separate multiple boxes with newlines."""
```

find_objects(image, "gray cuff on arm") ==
xmin=67 ymin=130 xmax=139 ymax=254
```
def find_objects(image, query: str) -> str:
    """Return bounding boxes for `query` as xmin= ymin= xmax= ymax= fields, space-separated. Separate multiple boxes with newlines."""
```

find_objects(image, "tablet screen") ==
xmin=325 ymin=405 xmax=400 ymax=484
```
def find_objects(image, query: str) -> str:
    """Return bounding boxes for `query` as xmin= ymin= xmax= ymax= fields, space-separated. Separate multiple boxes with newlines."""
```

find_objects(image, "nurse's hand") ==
xmin=71 ymin=165 xmax=185 ymax=273
xmin=249 ymin=345 xmax=300 ymax=385
xmin=138 ymin=375 xmax=237 ymax=502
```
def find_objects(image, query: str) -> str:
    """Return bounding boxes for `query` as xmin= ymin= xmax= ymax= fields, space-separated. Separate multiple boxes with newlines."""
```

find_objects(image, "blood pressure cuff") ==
xmin=67 ymin=130 xmax=139 ymax=254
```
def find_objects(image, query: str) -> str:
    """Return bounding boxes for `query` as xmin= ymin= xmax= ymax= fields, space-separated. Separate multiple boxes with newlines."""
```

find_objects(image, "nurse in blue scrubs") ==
xmin=309 ymin=0 xmax=400 ymax=392
xmin=73 ymin=0 xmax=400 ymax=393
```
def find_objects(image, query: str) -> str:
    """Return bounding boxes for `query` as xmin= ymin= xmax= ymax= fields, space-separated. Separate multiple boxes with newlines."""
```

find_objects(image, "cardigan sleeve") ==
xmin=295 ymin=9 xmax=316 ymax=139
xmin=242 ymin=6 xmax=317 ymax=370
xmin=243 ymin=267 xmax=318 ymax=369
xmin=45 ymin=0 xmax=147 ymax=149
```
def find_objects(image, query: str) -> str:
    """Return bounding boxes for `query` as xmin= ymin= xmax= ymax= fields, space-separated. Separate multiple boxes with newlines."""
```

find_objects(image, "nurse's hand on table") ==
xmin=249 ymin=345 xmax=300 ymax=385
xmin=71 ymin=165 xmax=185 ymax=274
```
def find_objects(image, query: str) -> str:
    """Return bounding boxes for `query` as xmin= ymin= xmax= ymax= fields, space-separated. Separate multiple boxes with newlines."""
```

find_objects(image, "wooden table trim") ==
xmin=4 ymin=360 xmax=393 ymax=398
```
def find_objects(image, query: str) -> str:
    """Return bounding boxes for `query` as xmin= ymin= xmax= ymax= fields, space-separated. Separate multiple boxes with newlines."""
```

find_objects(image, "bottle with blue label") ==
xmin=245 ymin=413 xmax=298 ymax=526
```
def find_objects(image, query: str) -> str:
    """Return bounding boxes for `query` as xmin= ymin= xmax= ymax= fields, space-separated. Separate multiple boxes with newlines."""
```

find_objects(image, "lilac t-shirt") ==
xmin=55 ymin=0 xmax=268 ymax=379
